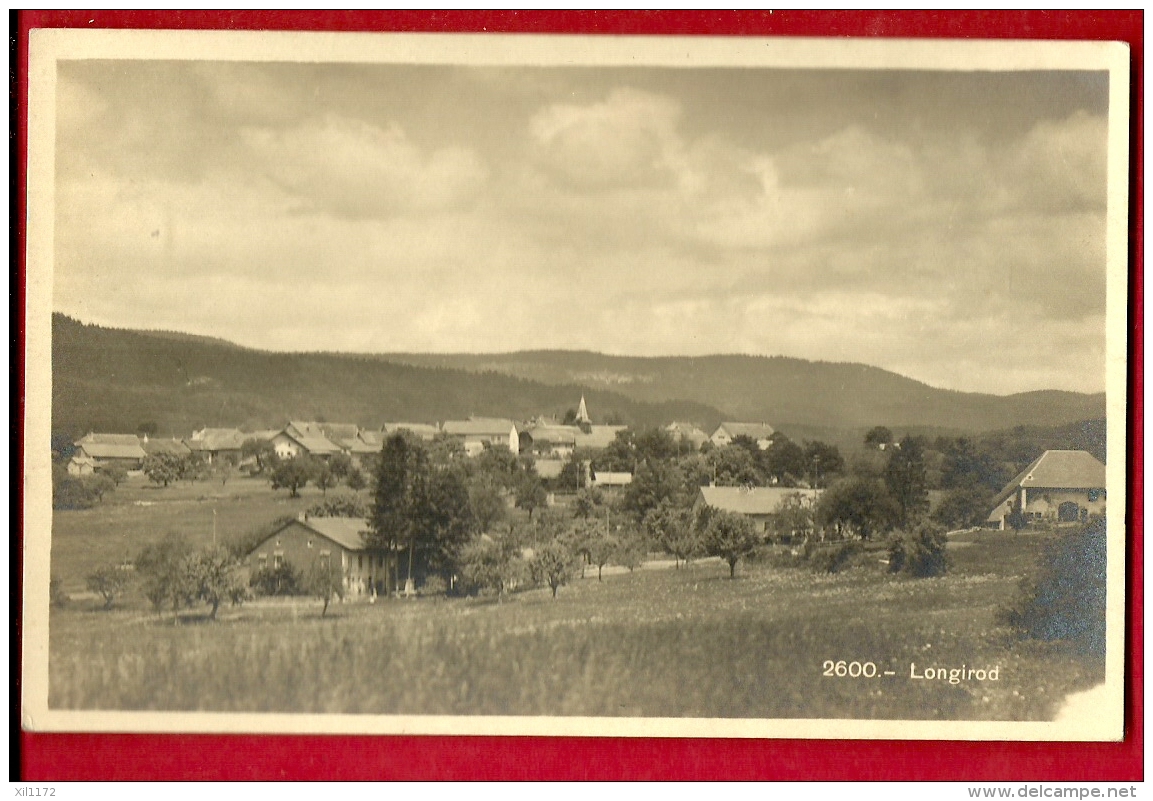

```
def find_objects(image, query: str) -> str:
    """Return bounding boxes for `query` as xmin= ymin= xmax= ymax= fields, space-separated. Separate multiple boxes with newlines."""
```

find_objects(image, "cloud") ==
xmin=528 ymin=88 xmax=684 ymax=190
xmin=241 ymin=114 xmax=488 ymax=218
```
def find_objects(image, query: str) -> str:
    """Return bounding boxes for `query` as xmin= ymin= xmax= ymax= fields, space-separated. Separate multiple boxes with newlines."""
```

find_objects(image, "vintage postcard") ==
xmin=20 ymin=28 xmax=1131 ymax=741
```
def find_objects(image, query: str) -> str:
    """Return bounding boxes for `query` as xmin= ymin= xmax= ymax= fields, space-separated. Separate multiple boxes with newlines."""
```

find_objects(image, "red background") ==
xmin=13 ymin=10 xmax=1143 ymax=781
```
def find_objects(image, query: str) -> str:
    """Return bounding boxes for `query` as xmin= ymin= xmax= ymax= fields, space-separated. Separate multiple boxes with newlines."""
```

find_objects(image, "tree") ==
xmin=460 ymin=532 xmax=524 ymax=600
xmin=468 ymin=476 xmax=508 ymax=532
xmin=304 ymin=558 xmax=344 ymax=617
xmin=582 ymin=522 xmax=619 ymax=582
xmin=643 ymin=501 xmax=700 ymax=568
xmin=270 ymin=457 xmax=317 ymax=498
xmin=530 ymin=539 xmax=579 ymax=598
xmin=885 ymin=435 xmax=930 ymax=526
xmin=241 ymin=437 xmax=278 ymax=474
xmin=514 ymin=474 xmax=547 ymax=521
xmin=864 ymin=426 xmax=894 ymax=448
xmin=134 ymin=534 xmax=195 ymax=617
xmin=143 ymin=452 xmax=184 ymax=487
xmin=803 ymin=441 xmax=844 ymax=488
xmin=621 ymin=460 xmax=684 ymax=522
xmin=100 ymin=463 xmax=129 ymax=487
xmin=709 ymin=444 xmax=762 ymax=486
xmin=887 ymin=520 xmax=950 ymax=578
xmin=86 ymin=564 xmax=131 ymax=609
xmin=417 ymin=468 xmax=477 ymax=588
xmin=932 ymin=485 xmax=993 ymax=529
xmin=182 ymin=547 xmax=248 ymax=620
xmin=369 ymin=434 xmax=419 ymax=592
xmin=572 ymin=487 xmax=606 ymax=519
xmin=328 ymin=452 xmax=353 ymax=481
xmin=763 ymin=434 xmax=806 ymax=486
xmin=770 ymin=491 xmax=816 ymax=544
xmin=702 ymin=510 xmax=760 ymax=579
xmin=345 ymin=466 xmax=367 ymax=493
xmin=815 ymin=477 xmax=902 ymax=541
xmin=85 ymin=474 xmax=116 ymax=503
xmin=314 ymin=463 xmax=336 ymax=497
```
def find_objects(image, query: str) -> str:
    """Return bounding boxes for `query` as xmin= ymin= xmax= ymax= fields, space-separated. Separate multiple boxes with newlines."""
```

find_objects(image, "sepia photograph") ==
xmin=20 ymin=28 xmax=1131 ymax=741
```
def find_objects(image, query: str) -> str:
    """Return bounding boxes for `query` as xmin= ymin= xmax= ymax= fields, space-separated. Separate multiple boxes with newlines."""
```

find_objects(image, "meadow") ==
xmin=47 ymin=481 xmax=1104 ymax=719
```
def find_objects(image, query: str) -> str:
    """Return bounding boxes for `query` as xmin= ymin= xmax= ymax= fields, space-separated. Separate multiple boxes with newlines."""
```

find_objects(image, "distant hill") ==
xmin=49 ymin=315 xmax=723 ymax=438
xmin=381 ymin=351 xmax=1106 ymax=432
xmin=50 ymin=315 xmax=1106 ymax=440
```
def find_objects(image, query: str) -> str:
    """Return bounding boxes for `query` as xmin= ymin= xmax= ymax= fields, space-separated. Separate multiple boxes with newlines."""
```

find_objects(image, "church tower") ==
xmin=576 ymin=395 xmax=591 ymax=424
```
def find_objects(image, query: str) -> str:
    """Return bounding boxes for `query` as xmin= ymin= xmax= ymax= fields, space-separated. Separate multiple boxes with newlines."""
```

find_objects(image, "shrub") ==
xmin=888 ymin=521 xmax=950 ymax=577
xmin=1000 ymin=520 xmax=1106 ymax=655
xmin=307 ymin=494 xmax=368 ymax=519
xmin=249 ymin=562 xmax=303 ymax=597
xmin=810 ymin=541 xmax=863 ymax=574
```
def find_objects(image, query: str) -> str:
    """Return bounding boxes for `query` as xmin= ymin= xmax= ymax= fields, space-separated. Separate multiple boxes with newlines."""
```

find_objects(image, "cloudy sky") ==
xmin=53 ymin=60 xmax=1111 ymax=395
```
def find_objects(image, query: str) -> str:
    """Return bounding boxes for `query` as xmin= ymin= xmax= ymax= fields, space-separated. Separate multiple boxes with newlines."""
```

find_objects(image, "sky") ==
xmin=52 ymin=60 xmax=1112 ymax=395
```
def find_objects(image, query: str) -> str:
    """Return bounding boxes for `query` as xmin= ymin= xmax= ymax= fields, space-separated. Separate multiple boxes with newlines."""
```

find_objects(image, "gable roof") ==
xmin=187 ymin=428 xmax=247 ymax=452
xmin=575 ymin=425 xmax=627 ymax=450
xmin=141 ymin=438 xmax=191 ymax=457
xmin=260 ymin=516 xmax=375 ymax=553
xmin=442 ymin=417 xmax=516 ymax=437
xmin=714 ymin=422 xmax=776 ymax=441
xmin=525 ymin=424 xmax=580 ymax=446
xmin=665 ymin=422 xmax=709 ymax=446
xmin=698 ymin=486 xmax=820 ymax=516
xmin=281 ymin=422 xmax=342 ymax=454
xmin=74 ymin=433 xmax=147 ymax=460
xmin=989 ymin=450 xmax=1107 ymax=510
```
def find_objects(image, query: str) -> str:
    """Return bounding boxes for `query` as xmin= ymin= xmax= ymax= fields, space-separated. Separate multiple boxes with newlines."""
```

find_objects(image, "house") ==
xmin=247 ymin=514 xmax=396 ymax=598
xmin=317 ymin=423 xmax=378 ymax=462
xmin=986 ymin=450 xmax=1107 ymax=530
xmin=696 ymin=485 xmax=821 ymax=536
xmin=665 ymin=422 xmax=709 ymax=450
xmin=73 ymin=433 xmax=147 ymax=470
xmin=66 ymin=453 xmax=98 ymax=476
xmin=589 ymin=470 xmax=632 ymax=489
xmin=269 ymin=421 xmax=342 ymax=461
xmin=185 ymin=428 xmax=247 ymax=464
xmin=710 ymin=422 xmax=776 ymax=450
xmin=521 ymin=423 xmax=580 ymax=458
xmin=441 ymin=417 xmax=518 ymax=456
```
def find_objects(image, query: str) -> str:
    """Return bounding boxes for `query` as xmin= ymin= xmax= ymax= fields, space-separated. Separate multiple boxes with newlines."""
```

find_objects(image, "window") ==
xmin=307 ymin=539 xmax=313 ymax=549
xmin=358 ymin=555 xmax=363 ymax=569
xmin=273 ymin=554 xmax=283 ymax=569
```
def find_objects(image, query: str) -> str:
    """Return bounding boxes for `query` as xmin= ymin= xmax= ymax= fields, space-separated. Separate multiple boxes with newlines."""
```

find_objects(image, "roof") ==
xmin=246 ymin=430 xmax=280 ymax=442
xmin=75 ymin=433 xmax=147 ymax=460
xmin=989 ymin=450 xmax=1107 ymax=510
xmin=140 ymin=438 xmax=191 ymax=457
xmin=261 ymin=516 xmax=376 ymax=553
xmin=698 ymin=486 xmax=821 ymax=516
xmin=591 ymin=471 xmax=633 ymax=486
xmin=318 ymin=423 xmax=360 ymax=441
xmin=281 ymin=422 xmax=342 ymax=454
xmin=442 ymin=417 xmax=516 ymax=437
xmin=526 ymin=424 xmax=580 ymax=446
xmin=666 ymin=422 xmax=709 ymax=445
xmin=187 ymin=428 xmax=247 ymax=451
xmin=574 ymin=425 xmax=627 ymax=450
xmin=714 ymin=422 xmax=776 ymax=441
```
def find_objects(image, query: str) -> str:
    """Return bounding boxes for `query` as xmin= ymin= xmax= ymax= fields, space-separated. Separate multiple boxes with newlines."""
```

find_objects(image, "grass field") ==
xmin=49 ymin=475 xmax=334 ymax=593
xmin=47 ymin=497 xmax=1104 ymax=718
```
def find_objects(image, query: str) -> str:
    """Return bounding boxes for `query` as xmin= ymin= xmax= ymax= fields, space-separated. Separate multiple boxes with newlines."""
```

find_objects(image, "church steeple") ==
xmin=576 ymin=395 xmax=591 ymax=424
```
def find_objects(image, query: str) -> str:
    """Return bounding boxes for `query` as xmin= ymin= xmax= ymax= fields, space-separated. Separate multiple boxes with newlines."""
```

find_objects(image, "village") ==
xmin=54 ymin=388 xmax=1108 ymax=612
